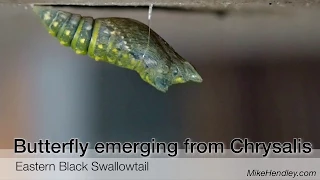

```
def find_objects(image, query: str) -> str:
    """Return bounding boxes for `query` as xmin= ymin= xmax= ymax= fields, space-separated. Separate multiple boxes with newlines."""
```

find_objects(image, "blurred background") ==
xmin=0 ymin=4 xmax=319 ymax=149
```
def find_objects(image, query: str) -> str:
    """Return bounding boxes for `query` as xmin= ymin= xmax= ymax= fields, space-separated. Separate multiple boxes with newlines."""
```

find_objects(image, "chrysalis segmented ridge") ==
xmin=71 ymin=17 xmax=94 ymax=55
xmin=57 ymin=14 xmax=82 ymax=46
xmin=33 ymin=6 xmax=134 ymax=67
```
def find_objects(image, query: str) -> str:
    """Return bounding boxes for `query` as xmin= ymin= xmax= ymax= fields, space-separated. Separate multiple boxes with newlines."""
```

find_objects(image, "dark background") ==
xmin=0 ymin=5 xmax=319 ymax=148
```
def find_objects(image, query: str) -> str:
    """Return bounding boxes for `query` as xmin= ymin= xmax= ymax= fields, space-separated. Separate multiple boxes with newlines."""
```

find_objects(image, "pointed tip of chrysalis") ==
xmin=32 ymin=5 xmax=58 ymax=21
xmin=184 ymin=62 xmax=203 ymax=83
xmin=33 ymin=6 xmax=72 ymax=37
xmin=189 ymin=71 xmax=203 ymax=83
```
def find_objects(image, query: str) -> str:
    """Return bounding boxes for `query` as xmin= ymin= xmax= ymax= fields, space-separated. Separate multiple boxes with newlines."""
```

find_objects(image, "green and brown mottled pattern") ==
xmin=33 ymin=6 xmax=203 ymax=92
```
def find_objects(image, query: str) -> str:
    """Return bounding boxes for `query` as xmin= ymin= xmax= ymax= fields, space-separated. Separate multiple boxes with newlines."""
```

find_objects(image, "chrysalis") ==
xmin=32 ymin=6 xmax=203 ymax=92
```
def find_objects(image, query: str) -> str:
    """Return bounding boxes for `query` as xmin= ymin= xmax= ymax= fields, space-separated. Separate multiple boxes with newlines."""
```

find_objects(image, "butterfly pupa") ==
xmin=32 ymin=6 xmax=203 ymax=92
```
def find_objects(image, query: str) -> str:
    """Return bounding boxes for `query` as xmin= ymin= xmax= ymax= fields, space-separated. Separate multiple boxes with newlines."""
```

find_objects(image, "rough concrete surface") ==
xmin=1 ymin=0 xmax=320 ymax=10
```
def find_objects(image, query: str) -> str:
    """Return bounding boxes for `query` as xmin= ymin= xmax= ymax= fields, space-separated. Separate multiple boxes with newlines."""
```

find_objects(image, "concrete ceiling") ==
xmin=1 ymin=0 xmax=320 ymax=10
